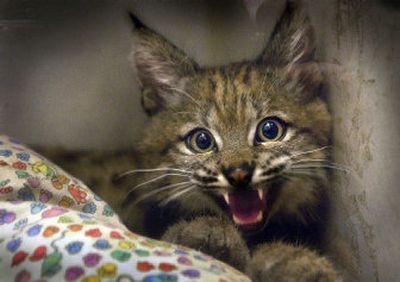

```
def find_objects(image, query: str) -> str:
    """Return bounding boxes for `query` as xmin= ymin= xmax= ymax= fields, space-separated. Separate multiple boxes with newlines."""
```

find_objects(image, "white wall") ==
xmin=1 ymin=0 xmax=399 ymax=280
xmin=0 ymin=0 xmax=146 ymax=149
xmin=0 ymin=0 xmax=282 ymax=149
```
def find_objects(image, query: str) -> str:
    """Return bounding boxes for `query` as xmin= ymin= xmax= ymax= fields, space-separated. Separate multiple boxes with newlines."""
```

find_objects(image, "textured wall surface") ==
xmin=323 ymin=1 xmax=400 ymax=281
xmin=1 ymin=0 xmax=399 ymax=281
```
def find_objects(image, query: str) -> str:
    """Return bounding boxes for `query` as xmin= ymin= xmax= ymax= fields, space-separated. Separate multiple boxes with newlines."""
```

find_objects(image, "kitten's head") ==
xmin=130 ymin=1 xmax=331 ymax=233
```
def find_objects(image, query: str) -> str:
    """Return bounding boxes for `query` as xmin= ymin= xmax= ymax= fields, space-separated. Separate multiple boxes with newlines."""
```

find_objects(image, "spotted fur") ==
xmin=120 ymin=1 xmax=341 ymax=280
xmin=41 ymin=1 xmax=341 ymax=280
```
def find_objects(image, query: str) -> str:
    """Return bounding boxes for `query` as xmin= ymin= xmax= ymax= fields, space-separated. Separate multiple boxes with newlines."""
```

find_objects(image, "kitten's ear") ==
xmin=260 ymin=1 xmax=322 ymax=97
xmin=260 ymin=0 xmax=315 ymax=66
xmin=129 ymin=13 xmax=198 ymax=116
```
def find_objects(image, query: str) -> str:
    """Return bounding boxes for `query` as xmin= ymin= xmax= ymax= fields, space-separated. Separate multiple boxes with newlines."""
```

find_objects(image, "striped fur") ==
xmin=122 ymin=1 xmax=339 ymax=280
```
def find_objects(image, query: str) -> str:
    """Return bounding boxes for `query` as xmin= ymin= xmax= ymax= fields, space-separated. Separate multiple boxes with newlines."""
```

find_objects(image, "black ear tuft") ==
xmin=259 ymin=0 xmax=315 ymax=66
xmin=128 ymin=12 xmax=146 ymax=30
xmin=128 ymin=12 xmax=198 ymax=116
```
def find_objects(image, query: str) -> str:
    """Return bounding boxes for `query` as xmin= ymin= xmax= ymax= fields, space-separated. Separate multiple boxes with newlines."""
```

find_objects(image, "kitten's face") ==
xmin=131 ymin=2 xmax=331 ymax=233
xmin=140 ymin=64 xmax=330 ymax=232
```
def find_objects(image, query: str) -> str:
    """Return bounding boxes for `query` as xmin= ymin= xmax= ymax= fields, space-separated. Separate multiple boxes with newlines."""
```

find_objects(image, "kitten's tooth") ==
xmin=257 ymin=189 xmax=264 ymax=200
xmin=222 ymin=192 xmax=230 ymax=204
xmin=233 ymin=214 xmax=242 ymax=224
xmin=256 ymin=211 xmax=263 ymax=221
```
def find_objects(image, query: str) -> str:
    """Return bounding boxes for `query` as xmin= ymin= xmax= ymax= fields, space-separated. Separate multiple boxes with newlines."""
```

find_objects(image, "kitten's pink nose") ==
xmin=231 ymin=169 xmax=248 ymax=182
xmin=223 ymin=164 xmax=254 ymax=188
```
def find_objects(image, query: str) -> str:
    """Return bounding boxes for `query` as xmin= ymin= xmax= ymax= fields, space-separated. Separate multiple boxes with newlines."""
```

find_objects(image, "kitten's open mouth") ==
xmin=222 ymin=189 xmax=266 ymax=232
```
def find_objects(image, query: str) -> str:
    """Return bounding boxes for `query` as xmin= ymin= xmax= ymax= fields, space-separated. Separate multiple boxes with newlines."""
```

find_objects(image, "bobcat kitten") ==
xmin=124 ymin=1 xmax=340 ymax=281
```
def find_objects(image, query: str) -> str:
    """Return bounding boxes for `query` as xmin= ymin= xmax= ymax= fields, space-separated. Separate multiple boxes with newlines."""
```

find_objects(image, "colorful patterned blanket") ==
xmin=0 ymin=135 xmax=249 ymax=282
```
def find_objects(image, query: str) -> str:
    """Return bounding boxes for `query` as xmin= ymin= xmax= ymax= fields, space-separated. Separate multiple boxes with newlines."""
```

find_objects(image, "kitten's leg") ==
xmin=247 ymin=242 xmax=341 ymax=282
xmin=161 ymin=216 xmax=250 ymax=271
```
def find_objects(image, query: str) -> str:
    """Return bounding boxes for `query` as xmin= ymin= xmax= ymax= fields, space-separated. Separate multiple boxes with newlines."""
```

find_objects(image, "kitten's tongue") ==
xmin=223 ymin=189 xmax=266 ymax=231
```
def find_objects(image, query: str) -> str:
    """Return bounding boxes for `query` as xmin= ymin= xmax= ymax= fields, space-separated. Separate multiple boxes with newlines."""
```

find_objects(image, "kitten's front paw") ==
xmin=247 ymin=242 xmax=341 ymax=282
xmin=161 ymin=216 xmax=250 ymax=271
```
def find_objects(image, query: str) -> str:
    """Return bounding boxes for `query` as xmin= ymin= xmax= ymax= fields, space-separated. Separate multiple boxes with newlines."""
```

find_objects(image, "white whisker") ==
xmin=291 ymin=164 xmax=350 ymax=173
xmin=168 ymin=87 xmax=204 ymax=110
xmin=118 ymin=167 xmax=192 ymax=179
xmin=286 ymin=170 xmax=321 ymax=178
xmin=160 ymin=185 xmax=195 ymax=206
xmin=129 ymin=173 xmax=189 ymax=192
xmin=132 ymin=181 xmax=192 ymax=205
xmin=292 ymin=158 xmax=328 ymax=164
xmin=292 ymin=159 xmax=353 ymax=172
xmin=291 ymin=146 xmax=331 ymax=158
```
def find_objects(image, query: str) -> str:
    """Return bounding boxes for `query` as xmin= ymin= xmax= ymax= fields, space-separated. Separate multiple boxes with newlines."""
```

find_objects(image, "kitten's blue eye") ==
xmin=186 ymin=129 xmax=215 ymax=153
xmin=196 ymin=132 xmax=212 ymax=150
xmin=262 ymin=121 xmax=279 ymax=139
xmin=255 ymin=117 xmax=286 ymax=144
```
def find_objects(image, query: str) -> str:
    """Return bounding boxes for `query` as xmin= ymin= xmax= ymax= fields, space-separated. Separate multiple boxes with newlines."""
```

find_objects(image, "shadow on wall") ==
xmin=379 ymin=0 xmax=400 ymax=9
